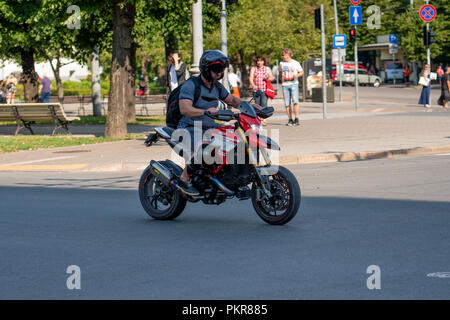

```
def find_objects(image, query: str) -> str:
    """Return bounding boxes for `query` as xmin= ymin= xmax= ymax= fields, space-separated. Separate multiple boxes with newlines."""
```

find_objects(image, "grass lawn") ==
xmin=0 ymin=134 xmax=145 ymax=154
xmin=0 ymin=115 xmax=166 ymax=126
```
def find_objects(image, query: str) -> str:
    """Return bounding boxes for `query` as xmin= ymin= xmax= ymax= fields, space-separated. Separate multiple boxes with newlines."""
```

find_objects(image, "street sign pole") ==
xmin=220 ymin=0 xmax=229 ymax=91
xmin=393 ymin=52 xmax=396 ymax=85
xmin=426 ymin=0 xmax=430 ymax=65
xmin=333 ymin=0 xmax=342 ymax=102
xmin=320 ymin=4 xmax=327 ymax=119
xmin=354 ymin=25 xmax=359 ymax=112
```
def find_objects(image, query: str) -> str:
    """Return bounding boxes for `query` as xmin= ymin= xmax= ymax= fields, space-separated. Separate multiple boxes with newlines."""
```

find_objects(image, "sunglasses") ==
xmin=209 ymin=64 xmax=225 ymax=74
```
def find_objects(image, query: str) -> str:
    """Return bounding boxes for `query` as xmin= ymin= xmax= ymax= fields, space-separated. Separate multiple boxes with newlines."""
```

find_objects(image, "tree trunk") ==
xmin=21 ymin=48 xmax=39 ymax=103
xmin=238 ymin=49 xmax=249 ymax=90
xmin=105 ymin=0 xmax=136 ymax=138
xmin=48 ymin=48 xmax=64 ymax=104
xmin=91 ymin=48 xmax=102 ymax=116
xmin=126 ymin=40 xmax=136 ymax=122
xmin=164 ymin=35 xmax=178 ymax=62
xmin=141 ymin=54 xmax=149 ymax=95
xmin=56 ymin=49 xmax=64 ymax=104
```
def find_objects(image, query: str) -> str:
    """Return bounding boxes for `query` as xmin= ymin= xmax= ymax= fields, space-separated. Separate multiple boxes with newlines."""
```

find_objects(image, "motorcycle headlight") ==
xmin=250 ymin=124 xmax=265 ymax=135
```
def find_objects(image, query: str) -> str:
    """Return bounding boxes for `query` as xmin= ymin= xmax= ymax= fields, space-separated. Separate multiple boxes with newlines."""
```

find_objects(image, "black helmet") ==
xmin=199 ymin=50 xmax=230 ymax=81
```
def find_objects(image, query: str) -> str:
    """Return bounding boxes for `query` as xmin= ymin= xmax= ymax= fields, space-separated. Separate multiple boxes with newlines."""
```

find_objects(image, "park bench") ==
xmin=0 ymin=103 xmax=80 ymax=135
xmin=136 ymin=94 xmax=166 ymax=116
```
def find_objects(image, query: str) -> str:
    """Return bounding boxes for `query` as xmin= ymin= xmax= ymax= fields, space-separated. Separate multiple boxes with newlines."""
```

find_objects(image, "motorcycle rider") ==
xmin=177 ymin=50 xmax=262 ymax=195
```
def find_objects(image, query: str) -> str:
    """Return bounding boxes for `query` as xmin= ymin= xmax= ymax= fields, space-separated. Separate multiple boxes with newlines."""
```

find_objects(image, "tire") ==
xmin=251 ymin=166 xmax=301 ymax=225
xmin=139 ymin=166 xmax=186 ymax=220
xmin=373 ymin=80 xmax=381 ymax=87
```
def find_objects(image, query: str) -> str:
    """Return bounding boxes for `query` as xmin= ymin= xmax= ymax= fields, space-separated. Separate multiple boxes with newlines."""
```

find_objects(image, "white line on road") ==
xmin=3 ymin=156 xmax=76 ymax=166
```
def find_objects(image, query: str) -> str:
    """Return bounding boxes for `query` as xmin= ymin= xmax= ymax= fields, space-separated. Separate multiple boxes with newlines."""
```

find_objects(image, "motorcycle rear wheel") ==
xmin=139 ymin=166 xmax=186 ymax=220
xmin=251 ymin=166 xmax=301 ymax=225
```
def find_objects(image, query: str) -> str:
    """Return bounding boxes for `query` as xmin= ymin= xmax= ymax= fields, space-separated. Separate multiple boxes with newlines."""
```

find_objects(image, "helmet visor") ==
xmin=209 ymin=63 xmax=226 ymax=74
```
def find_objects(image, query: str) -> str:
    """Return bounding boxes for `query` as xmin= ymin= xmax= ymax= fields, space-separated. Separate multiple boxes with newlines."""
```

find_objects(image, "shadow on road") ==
xmin=1 ymin=184 xmax=449 ymax=299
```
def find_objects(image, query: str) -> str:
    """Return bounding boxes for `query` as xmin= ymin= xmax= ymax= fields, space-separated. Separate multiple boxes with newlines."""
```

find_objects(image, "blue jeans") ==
xmin=41 ymin=92 xmax=50 ymax=103
xmin=253 ymin=90 xmax=268 ymax=108
xmin=282 ymin=84 xmax=299 ymax=107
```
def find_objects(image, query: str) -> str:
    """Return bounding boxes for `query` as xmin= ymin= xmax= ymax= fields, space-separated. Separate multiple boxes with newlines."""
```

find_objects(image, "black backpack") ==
xmin=166 ymin=76 xmax=224 ymax=129
xmin=166 ymin=76 xmax=201 ymax=129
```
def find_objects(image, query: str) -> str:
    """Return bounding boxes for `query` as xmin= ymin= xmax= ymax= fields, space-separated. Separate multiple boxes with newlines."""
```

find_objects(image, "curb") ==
xmin=81 ymin=145 xmax=450 ymax=172
xmin=2 ymin=145 xmax=450 ymax=172
xmin=277 ymin=145 xmax=450 ymax=165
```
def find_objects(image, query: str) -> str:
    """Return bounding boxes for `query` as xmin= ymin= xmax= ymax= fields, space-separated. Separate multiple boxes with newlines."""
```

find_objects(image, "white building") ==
xmin=0 ymin=58 xmax=90 ymax=81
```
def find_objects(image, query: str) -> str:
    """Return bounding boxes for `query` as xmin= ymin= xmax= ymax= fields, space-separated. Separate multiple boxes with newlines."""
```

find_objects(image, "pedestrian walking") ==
xmin=279 ymin=48 xmax=303 ymax=126
xmin=438 ymin=66 xmax=450 ymax=109
xmin=5 ymin=73 xmax=18 ymax=104
xmin=137 ymin=75 xmax=147 ymax=96
xmin=0 ymin=80 xmax=6 ymax=103
xmin=228 ymin=66 xmax=241 ymax=98
xmin=249 ymin=56 xmax=274 ymax=125
xmin=436 ymin=65 xmax=444 ymax=81
xmin=39 ymin=74 xmax=52 ymax=103
xmin=418 ymin=64 xmax=431 ymax=108
xmin=166 ymin=51 xmax=189 ymax=97
xmin=403 ymin=65 xmax=411 ymax=84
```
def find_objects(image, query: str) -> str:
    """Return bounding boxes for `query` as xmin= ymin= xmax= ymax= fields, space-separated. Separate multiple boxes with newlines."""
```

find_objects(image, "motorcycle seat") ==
xmin=154 ymin=126 xmax=174 ymax=139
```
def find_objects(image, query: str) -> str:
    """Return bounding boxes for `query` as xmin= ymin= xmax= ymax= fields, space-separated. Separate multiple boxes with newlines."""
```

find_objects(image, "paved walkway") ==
xmin=1 ymin=106 xmax=449 ymax=171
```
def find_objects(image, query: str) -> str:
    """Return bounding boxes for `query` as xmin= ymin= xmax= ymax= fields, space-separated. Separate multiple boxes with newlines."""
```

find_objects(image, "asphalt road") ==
xmin=0 ymin=154 xmax=449 ymax=299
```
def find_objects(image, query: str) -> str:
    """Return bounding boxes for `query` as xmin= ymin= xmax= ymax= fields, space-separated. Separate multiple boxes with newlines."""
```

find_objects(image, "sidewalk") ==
xmin=1 ymin=105 xmax=449 ymax=171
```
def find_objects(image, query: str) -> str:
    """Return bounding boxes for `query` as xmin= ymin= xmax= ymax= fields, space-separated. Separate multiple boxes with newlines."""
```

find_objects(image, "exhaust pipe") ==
xmin=149 ymin=160 xmax=173 ymax=185
xmin=206 ymin=175 xmax=234 ymax=196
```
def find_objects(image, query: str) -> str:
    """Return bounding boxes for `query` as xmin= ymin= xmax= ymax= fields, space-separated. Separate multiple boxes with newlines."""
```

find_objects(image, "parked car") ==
xmin=384 ymin=61 xmax=404 ymax=83
xmin=332 ymin=63 xmax=382 ymax=87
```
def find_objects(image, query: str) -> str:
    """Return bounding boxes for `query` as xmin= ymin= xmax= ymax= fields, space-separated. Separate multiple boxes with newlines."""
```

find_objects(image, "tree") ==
xmin=0 ymin=0 xmax=44 ymax=102
xmin=105 ymin=0 xmax=136 ymax=138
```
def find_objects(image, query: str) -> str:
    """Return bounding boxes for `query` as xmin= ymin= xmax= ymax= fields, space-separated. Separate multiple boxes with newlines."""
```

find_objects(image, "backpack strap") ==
xmin=192 ymin=76 xmax=202 ymax=106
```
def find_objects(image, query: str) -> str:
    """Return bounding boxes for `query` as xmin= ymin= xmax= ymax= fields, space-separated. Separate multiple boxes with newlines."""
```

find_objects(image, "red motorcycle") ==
xmin=139 ymin=101 xmax=301 ymax=225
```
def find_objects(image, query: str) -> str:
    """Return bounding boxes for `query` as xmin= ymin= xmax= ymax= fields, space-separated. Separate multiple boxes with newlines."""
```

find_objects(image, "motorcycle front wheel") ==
xmin=251 ymin=166 xmax=301 ymax=225
xmin=139 ymin=166 xmax=187 ymax=220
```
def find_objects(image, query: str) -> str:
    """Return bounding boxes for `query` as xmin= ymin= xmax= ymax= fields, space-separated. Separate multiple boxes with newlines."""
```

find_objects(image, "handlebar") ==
xmin=205 ymin=106 xmax=274 ymax=121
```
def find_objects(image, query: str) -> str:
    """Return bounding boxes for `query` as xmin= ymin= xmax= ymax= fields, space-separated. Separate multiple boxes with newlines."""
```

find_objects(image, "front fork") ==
xmin=235 ymin=127 xmax=273 ymax=200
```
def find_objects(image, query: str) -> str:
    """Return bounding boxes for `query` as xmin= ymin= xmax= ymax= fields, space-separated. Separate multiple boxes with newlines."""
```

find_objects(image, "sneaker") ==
xmin=177 ymin=179 xmax=200 ymax=196
xmin=425 ymin=104 xmax=431 ymax=108
xmin=293 ymin=118 xmax=299 ymax=126
xmin=286 ymin=119 xmax=294 ymax=126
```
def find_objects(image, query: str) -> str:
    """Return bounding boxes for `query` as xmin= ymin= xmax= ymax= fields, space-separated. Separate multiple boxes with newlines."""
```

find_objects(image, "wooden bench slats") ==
xmin=0 ymin=103 xmax=80 ymax=135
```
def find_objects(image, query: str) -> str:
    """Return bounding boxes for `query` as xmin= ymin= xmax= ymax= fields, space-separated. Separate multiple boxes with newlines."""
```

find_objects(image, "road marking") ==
xmin=0 ymin=164 xmax=88 ymax=171
xmin=435 ymin=153 xmax=450 ymax=156
xmin=2 ymin=156 xmax=76 ymax=166
xmin=372 ymin=108 xmax=384 ymax=112
xmin=427 ymin=272 xmax=450 ymax=278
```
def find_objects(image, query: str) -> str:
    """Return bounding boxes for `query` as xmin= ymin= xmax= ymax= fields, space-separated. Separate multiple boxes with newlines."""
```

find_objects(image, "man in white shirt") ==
xmin=279 ymin=48 xmax=303 ymax=126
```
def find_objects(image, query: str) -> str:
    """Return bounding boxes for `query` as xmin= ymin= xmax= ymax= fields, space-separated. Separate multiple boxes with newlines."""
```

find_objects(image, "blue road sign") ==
xmin=349 ymin=6 xmax=362 ymax=25
xmin=333 ymin=34 xmax=347 ymax=48
xmin=389 ymin=34 xmax=398 ymax=44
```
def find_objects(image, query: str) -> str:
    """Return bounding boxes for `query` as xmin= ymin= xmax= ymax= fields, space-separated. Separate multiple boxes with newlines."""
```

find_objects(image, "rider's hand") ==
xmin=251 ymin=85 xmax=257 ymax=91
xmin=206 ymin=107 xmax=218 ymax=116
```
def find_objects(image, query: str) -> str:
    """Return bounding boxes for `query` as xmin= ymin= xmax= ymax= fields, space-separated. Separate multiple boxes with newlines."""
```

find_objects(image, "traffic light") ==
xmin=349 ymin=27 xmax=356 ymax=43
xmin=314 ymin=8 xmax=321 ymax=29
xmin=423 ymin=26 xmax=436 ymax=47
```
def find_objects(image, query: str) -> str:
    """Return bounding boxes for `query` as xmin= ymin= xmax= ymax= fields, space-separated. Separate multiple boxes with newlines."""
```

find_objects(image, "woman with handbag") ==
xmin=249 ymin=56 xmax=274 ymax=125
xmin=418 ymin=64 xmax=431 ymax=108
